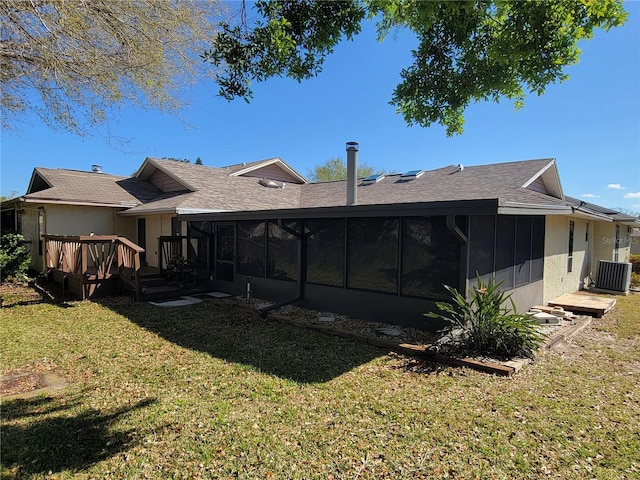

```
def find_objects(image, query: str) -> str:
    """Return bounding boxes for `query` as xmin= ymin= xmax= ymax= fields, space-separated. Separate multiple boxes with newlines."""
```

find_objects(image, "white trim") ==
xmin=21 ymin=198 xmax=137 ymax=208
xmin=521 ymin=159 xmax=564 ymax=199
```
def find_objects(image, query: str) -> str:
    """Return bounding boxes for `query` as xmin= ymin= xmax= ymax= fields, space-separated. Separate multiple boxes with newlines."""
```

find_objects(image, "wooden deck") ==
xmin=547 ymin=293 xmax=616 ymax=318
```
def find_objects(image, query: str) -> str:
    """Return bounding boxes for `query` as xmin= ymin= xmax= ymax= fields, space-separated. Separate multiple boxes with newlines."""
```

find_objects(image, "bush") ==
xmin=0 ymin=232 xmax=31 ymax=282
xmin=426 ymin=276 xmax=546 ymax=359
xmin=630 ymin=254 xmax=640 ymax=274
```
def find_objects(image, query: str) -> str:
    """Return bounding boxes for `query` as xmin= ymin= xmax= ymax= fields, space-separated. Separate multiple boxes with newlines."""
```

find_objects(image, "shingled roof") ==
xmin=16 ymin=157 xmax=634 ymax=225
xmin=23 ymin=168 xmax=160 ymax=206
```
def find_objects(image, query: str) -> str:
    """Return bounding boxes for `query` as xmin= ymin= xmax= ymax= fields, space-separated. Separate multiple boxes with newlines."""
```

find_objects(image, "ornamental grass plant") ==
xmin=428 ymin=276 xmax=546 ymax=359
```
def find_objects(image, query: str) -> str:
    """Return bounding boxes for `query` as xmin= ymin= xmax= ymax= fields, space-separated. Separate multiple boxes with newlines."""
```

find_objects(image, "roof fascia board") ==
xmin=521 ymin=159 xmax=564 ymax=199
xmin=498 ymin=201 xmax=573 ymax=216
xmin=119 ymin=207 xmax=179 ymax=216
xmin=178 ymin=199 xmax=501 ymax=222
xmin=230 ymin=158 xmax=309 ymax=184
xmin=22 ymin=198 xmax=136 ymax=208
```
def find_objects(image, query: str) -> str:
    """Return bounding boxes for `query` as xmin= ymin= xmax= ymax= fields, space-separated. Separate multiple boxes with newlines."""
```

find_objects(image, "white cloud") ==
xmin=624 ymin=192 xmax=640 ymax=199
xmin=607 ymin=183 xmax=625 ymax=190
xmin=580 ymin=193 xmax=600 ymax=198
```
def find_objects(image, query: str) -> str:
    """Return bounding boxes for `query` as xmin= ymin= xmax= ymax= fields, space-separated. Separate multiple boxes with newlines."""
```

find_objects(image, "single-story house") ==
xmin=2 ymin=144 xmax=637 ymax=328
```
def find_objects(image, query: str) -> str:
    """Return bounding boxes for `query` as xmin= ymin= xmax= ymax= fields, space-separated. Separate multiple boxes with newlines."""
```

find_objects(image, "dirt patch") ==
xmin=1 ymin=364 xmax=67 ymax=399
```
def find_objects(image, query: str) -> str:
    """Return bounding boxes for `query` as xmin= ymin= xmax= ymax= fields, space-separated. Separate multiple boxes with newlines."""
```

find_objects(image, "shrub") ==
xmin=630 ymin=255 xmax=640 ymax=288
xmin=426 ymin=276 xmax=546 ymax=359
xmin=0 ymin=232 xmax=31 ymax=282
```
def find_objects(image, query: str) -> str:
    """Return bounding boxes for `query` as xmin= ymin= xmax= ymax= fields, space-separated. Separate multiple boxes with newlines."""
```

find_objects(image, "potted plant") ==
xmin=166 ymin=254 xmax=193 ymax=287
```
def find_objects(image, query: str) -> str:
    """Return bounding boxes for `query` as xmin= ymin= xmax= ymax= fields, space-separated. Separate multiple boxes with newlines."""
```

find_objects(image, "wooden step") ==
xmin=141 ymin=285 xmax=183 ymax=301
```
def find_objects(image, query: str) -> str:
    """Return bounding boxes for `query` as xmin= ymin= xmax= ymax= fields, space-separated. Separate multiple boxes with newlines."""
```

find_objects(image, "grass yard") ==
xmin=1 ymin=292 xmax=639 ymax=479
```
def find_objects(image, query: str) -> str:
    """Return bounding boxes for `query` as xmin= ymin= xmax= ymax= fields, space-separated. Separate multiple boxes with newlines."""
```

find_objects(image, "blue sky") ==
xmin=2 ymin=2 xmax=639 ymax=213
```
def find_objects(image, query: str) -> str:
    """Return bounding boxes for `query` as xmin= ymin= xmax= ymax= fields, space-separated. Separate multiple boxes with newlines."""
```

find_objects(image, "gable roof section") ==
xmin=225 ymin=157 xmax=308 ymax=184
xmin=521 ymin=159 xmax=564 ymax=199
xmin=21 ymin=168 xmax=160 ymax=207
xmin=134 ymin=158 xmax=196 ymax=192
xmin=122 ymin=158 xmax=304 ymax=215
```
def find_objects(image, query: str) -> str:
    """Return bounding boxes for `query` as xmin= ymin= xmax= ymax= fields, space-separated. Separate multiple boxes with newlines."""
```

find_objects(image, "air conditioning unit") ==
xmin=595 ymin=260 xmax=632 ymax=293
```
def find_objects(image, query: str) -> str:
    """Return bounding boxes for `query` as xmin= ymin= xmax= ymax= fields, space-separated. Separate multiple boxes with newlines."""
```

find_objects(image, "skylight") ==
xmin=401 ymin=169 xmax=425 ymax=179
xmin=362 ymin=173 xmax=385 ymax=184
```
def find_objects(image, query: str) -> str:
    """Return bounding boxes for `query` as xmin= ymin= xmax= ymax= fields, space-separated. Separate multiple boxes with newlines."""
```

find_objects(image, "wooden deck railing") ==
xmin=158 ymin=235 xmax=187 ymax=275
xmin=44 ymin=235 xmax=145 ymax=300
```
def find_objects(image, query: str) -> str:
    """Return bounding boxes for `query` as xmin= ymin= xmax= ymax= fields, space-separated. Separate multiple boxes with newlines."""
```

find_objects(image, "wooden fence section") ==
xmin=44 ymin=235 xmax=145 ymax=300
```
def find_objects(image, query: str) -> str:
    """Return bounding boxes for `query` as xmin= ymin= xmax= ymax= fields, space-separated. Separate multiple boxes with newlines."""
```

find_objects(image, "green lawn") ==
xmin=1 ymin=293 xmax=639 ymax=479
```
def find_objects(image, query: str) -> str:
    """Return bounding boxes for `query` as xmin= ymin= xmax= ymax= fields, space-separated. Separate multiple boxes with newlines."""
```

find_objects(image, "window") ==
xmin=568 ymin=221 xmax=575 ymax=273
xmin=585 ymin=222 xmax=589 ymax=242
xmin=306 ymin=219 xmax=345 ymax=287
xmin=614 ymin=225 xmax=620 ymax=262
xmin=237 ymin=220 xmax=265 ymax=277
xmin=171 ymin=217 xmax=181 ymax=236
xmin=347 ymin=217 xmax=398 ymax=293
xmin=401 ymin=217 xmax=460 ymax=298
xmin=267 ymin=220 xmax=299 ymax=281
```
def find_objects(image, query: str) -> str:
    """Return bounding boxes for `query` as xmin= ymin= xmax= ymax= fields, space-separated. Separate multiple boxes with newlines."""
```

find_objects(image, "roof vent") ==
xmin=92 ymin=164 xmax=102 ymax=173
xmin=458 ymin=164 xmax=464 ymax=171
xmin=362 ymin=173 xmax=385 ymax=185
xmin=401 ymin=169 xmax=424 ymax=179
xmin=259 ymin=178 xmax=286 ymax=189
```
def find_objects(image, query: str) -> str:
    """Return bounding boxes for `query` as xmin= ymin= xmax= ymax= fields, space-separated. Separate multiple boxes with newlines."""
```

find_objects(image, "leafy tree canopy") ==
xmin=205 ymin=0 xmax=627 ymax=135
xmin=308 ymin=157 xmax=379 ymax=182
xmin=1 ymin=0 xmax=221 ymax=135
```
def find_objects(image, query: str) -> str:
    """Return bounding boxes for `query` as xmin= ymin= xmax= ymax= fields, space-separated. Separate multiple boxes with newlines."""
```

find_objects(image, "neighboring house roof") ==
xmin=21 ymin=168 xmax=160 ymax=207
xmin=565 ymin=196 xmax=640 ymax=225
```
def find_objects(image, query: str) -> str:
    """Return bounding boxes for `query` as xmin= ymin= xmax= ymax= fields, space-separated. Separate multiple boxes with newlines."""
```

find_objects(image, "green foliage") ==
xmin=207 ymin=0 xmax=627 ymax=135
xmin=308 ymin=157 xmax=378 ymax=182
xmin=630 ymin=254 xmax=640 ymax=274
xmin=0 ymin=232 xmax=31 ymax=282
xmin=195 ymin=157 xmax=203 ymax=165
xmin=427 ymin=276 xmax=545 ymax=359
xmin=205 ymin=0 xmax=365 ymax=101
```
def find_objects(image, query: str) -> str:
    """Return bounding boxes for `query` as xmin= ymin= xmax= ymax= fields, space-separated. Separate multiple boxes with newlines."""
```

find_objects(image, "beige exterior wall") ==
xmin=17 ymin=203 xmax=137 ymax=272
xmin=593 ymin=222 xmax=631 ymax=263
xmin=542 ymin=216 xmax=590 ymax=303
xmin=142 ymin=214 xmax=177 ymax=267
xmin=45 ymin=204 xmax=120 ymax=236
xmin=20 ymin=205 xmax=42 ymax=271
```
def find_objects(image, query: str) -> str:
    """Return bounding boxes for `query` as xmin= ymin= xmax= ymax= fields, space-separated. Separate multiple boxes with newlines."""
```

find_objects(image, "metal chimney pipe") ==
xmin=346 ymin=141 xmax=359 ymax=206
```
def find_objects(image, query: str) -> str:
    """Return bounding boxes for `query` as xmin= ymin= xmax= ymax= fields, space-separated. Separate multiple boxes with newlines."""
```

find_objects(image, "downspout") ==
xmin=447 ymin=215 xmax=468 ymax=294
xmin=258 ymin=220 xmax=308 ymax=317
